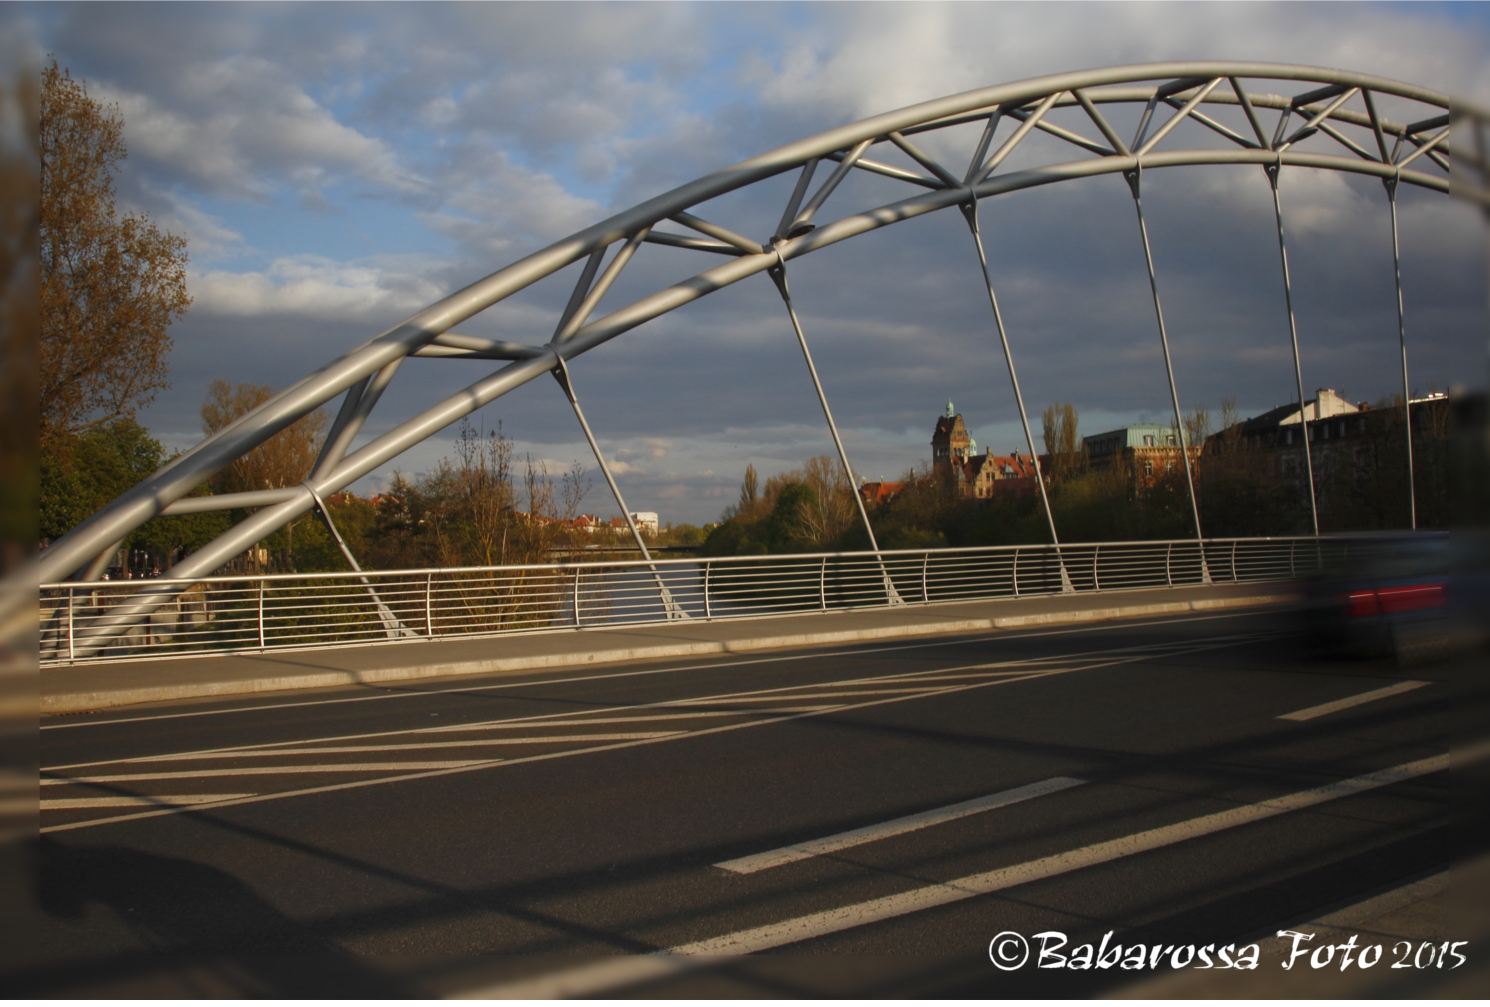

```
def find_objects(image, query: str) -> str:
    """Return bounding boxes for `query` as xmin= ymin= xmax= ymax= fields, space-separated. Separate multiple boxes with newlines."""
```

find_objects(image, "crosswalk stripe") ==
xmin=42 ymin=794 xmax=255 ymax=810
xmin=44 ymin=642 xmax=1203 ymax=773
xmin=41 ymin=640 xmax=1253 ymax=833
xmin=43 ymin=761 xmax=501 ymax=784
xmin=118 ymin=733 xmax=686 ymax=762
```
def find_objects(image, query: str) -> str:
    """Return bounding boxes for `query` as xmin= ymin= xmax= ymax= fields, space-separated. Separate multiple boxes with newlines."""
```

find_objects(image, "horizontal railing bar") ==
xmin=41 ymin=533 xmax=1428 ymax=591
xmin=39 ymin=534 xmax=1426 ymax=667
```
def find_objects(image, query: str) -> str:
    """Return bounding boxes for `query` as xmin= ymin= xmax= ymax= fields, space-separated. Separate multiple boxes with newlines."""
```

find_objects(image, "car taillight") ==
xmin=1342 ymin=583 xmax=1445 ymax=618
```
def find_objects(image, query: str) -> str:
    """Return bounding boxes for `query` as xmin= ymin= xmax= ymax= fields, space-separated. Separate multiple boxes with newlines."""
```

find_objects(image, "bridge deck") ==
xmin=41 ymin=581 xmax=1295 ymax=714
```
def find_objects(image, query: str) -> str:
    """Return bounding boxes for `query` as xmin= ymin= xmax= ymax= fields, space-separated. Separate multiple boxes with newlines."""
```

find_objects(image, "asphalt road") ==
xmin=20 ymin=607 xmax=1488 ymax=996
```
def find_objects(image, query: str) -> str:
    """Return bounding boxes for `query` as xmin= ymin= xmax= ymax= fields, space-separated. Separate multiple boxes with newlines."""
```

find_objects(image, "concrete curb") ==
xmin=41 ymin=593 xmax=1294 ymax=714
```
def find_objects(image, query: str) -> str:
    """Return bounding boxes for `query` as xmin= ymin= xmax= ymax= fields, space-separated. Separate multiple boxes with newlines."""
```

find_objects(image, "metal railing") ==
xmin=36 ymin=535 xmax=1406 ymax=667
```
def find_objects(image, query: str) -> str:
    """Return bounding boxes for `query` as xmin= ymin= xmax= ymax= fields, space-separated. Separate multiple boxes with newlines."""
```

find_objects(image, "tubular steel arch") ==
xmin=35 ymin=62 xmax=1487 ymax=655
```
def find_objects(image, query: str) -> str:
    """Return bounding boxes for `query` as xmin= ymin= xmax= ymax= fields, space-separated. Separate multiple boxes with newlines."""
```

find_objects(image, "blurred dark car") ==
xmin=1300 ymin=533 xmax=1467 ymax=665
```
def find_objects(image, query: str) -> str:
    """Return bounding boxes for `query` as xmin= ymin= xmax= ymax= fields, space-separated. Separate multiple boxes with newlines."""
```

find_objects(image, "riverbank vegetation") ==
xmin=701 ymin=398 xmax=1449 ymax=558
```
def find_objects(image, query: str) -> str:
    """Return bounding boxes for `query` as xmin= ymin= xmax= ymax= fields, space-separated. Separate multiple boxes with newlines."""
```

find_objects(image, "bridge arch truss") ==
xmin=34 ymin=62 xmax=1489 ymax=652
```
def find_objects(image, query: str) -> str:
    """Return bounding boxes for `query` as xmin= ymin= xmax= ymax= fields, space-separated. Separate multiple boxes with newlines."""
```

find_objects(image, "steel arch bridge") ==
xmin=33 ymin=62 xmax=1490 ymax=652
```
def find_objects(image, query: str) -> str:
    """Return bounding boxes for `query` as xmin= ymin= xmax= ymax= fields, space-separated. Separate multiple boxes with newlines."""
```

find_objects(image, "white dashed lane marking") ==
xmin=456 ymin=750 xmax=1461 ymax=999
xmin=715 ymin=776 xmax=1087 ymax=874
xmin=1279 ymin=680 xmax=1430 ymax=721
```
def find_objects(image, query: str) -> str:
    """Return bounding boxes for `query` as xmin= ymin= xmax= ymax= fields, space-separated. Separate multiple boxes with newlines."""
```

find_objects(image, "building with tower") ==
xmin=931 ymin=399 xmax=974 ymax=468
xmin=930 ymin=400 xmax=1039 ymax=501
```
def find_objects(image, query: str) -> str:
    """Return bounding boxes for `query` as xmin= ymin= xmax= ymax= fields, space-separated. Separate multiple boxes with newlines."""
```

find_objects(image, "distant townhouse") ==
xmin=961 ymin=449 xmax=1039 ymax=499
xmin=1082 ymin=423 xmax=1191 ymax=483
xmin=1228 ymin=387 xmax=1365 ymax=467
xmin=1208 ymin=387 xmax=1448 ymax=497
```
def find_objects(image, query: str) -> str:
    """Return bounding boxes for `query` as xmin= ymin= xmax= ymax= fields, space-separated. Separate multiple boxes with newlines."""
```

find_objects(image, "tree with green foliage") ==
xmin=703 ymin=457 xmax=856 ymax=556
xmin=40 ymin=419 xmax=228 ymax=570
xmin=40 ymin=418 xmax=163 ymax=543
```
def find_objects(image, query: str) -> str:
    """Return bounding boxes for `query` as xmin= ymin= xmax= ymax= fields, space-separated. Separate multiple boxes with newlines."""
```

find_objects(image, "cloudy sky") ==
xmin=22 ymin=1 xmax=1490 ymax=525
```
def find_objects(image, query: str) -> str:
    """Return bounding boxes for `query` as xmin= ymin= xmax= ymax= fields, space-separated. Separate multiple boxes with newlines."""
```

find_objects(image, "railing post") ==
xmin=257 ymin=580 xmax=266 ymax=650
xmin=66 ymin=587 xmax=74 ymax=663
xmin=1093 ymin=545 xmax=1101 ymax=593
xmin=819 ymin=556 xmax=828 ymax=611
xmin=703 ymin=560 xmax=712 ymax=619
xmin=1231 ymin=540 xmax=1238 ymax=582
xmin=1012 ymin=547 xmax=1021 ymax=597
xmin=1290 ymin=539 xmax=1297 ymax=577
xmin=921 ymin=551 xmax=930 ymax=603
xmin=1165 ymin=543 xmax=1173 ymax=587
xmin=572 ymin=567 xmax=582 ymax=627
xmin=425 ymin=571 xmax=434 ymax=637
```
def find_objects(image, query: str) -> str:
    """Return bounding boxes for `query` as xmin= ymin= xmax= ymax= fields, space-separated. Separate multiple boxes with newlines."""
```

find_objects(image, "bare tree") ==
xmin=455 ymin=420 xmax=514 ymax=567
xmin=560 ymin=460 xmax=591 ymax=522
xmin=40 ymin=58 xmax=189 ymax=446
xmin=796 ymin=454 xmax=856 ymax=545
xmin=201 ymin=379 xmax=327 ymax=494
xmin=201 ymin=379 xmax=327 ymax=571
xmin=1183 ymin=403 xmax=1212 ymax=456
xmin=1041 ymin=402 xmax=1083 ymax=481
xmin=740 ymin=463 xmax=759 ymax=514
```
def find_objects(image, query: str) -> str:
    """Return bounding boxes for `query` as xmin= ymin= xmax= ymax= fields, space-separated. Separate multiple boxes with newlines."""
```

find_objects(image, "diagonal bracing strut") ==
xmin=767 ymin=252 xmax=903 ymax=606
xmin=551 ymin=356 xmax=688 ymax=621
xmin=1384 ymin=166 xmax=1417 ymax=529
xmin=1125 ymin=164 xmax=1213 ymax=584
xmin=960 ymin=199 xmax=1074 ymax=594
xmin=305 ymin=484 xmax=417 ymax=639
xmin=1264 ymin=156 xmax=1322 ymax=537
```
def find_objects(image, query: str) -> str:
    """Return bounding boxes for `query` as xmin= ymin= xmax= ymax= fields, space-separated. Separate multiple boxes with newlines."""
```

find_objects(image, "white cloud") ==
xmin=189 ymin=255 xmax=450 ymax=322
xmin=751 ymin=3 xmax=1488 ymax=127
xmin=124 ymin=186 xmax=246 ymax=262
xmin=92 ymin=55 xmax=422 ymax=203
xmin=602 ymin=437 xmax=676 ymax=475
xmin=420 ymin=149 xmax=604 ymax=259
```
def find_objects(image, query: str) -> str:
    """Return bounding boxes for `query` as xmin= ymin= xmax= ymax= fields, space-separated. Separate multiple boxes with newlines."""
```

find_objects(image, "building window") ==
xmin=1143 ymin=435 xmax=1154 ymax=447
xmin=1143 ymin=460 xmax=1154 ymax=477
